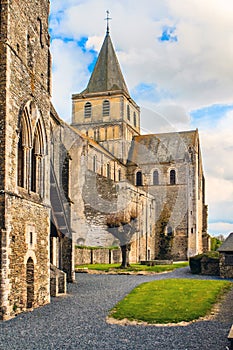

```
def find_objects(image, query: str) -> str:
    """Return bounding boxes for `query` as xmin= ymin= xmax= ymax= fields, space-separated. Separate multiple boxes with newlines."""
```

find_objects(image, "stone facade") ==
xmin=75 ymin=248 xmax=121 ymax=265
xmin=69 ymin=28 xmax=208 ymax=263
xmin=49 ymin=20 xmax=208 ymax=266
xmin=219 ymin=254 xmax=233 ymax=278
xmin=0 ymin=0 xmax=52 ymax=320
xmin=0 ymin=1 xmax=209 ymax=320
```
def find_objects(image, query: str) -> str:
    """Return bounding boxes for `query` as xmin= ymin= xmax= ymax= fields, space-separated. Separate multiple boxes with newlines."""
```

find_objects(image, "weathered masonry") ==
xmin=0 ymin=0 xmax=73 ymax=320
xmin=0 ymin=0 xmax=51 ymax=319
xmin=0 ymin=1 xmax=209 ymax=320
xmin=70 ymin=26 xmax=209 ymax=262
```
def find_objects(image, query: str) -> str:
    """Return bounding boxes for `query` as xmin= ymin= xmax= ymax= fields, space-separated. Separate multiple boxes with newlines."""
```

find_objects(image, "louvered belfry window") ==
xmin=84 ymin=102 xmax=92 ymax=118
xmin=103 ymin=100 xmax=110 ymax=116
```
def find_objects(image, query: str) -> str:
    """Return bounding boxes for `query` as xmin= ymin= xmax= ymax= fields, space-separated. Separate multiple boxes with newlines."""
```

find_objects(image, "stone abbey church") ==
xmin=0 ymin=0 xmax=208 ymax=319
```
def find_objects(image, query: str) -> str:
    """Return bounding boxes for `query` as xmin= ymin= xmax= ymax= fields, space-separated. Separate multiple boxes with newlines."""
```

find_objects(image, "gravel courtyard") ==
xmin=0 ymin=267 xmax=233 ymax=350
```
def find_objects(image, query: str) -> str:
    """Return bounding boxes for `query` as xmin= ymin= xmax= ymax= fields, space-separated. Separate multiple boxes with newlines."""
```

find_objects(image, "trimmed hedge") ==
xmin=189 ymin=251 xmax=219 ymax=274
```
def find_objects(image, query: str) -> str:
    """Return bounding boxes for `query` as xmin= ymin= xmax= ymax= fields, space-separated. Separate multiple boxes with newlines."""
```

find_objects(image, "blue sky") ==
xmin=50 ymin=0 xmax=233 ymax=237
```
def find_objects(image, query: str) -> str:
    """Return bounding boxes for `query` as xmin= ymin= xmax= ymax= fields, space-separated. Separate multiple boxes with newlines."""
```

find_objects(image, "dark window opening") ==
xmin=62 ymin=154 xmax=70 ymax=200
xmin=93 ymin=156 xmax=97 ymax=172
xmin=84 ymin=102 xmax=92 ymax=118
xmin=17 ymin=130 xmax=24 ymax=187
xmin=133 ymin=112 xmax=137 ymax=126
xmin=153 ymin=170 xmax=159 ymax=185
xmin=30 ymin=232 xmax=33 ymax=245
xmin=127 ymin=105 xmax=130 ymax=121
xmin=170 ymin=170 xmax=176 ymax=185
xmin=103 ymin=100 xmax=110 ymax=116
xmin=118 ymin=169 xmax=121 ymax=181
xmin=167 ymin=226 xmax=173 ymax=237
xmin=37 ymin=17 xmax=44 ymax=48
xmin=107 ymin=164 xmax=110 ymax=178
xmin=31 ymin=140 xmax=37 ymax=192
xmin=136 ymin=171 xmax=142 ymax=186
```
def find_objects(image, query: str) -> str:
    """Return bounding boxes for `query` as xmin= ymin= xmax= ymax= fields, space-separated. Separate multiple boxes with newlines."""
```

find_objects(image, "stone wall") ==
xmin=0 ymin=0 xmax=51 ymax=320
xmin=75 ymin=247 xmax=121 ymax=265
xmin=200 ymin=256 xmax=220 ymax=276
xmin=1 ymin=195 xmax=50 ymax=319
xmin=219 ymin=253 xmax=233 ymax=278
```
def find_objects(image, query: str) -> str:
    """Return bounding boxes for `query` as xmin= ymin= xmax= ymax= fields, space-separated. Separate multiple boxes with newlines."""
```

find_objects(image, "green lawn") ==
xmin=110 ymin=279 xmax=232 ymax=324
xmin=75 ymin=262 xmax=188 ymax=273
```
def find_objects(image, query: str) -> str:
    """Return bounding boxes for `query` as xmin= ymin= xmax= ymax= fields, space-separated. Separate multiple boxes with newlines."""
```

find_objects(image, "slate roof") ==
xmin=218 ymin=232 xmax=233 ymax=252
xmin=127 ymin=130 xmax=198 ymax=165
xmin=82 ymin=32 xmax=129 ymax=95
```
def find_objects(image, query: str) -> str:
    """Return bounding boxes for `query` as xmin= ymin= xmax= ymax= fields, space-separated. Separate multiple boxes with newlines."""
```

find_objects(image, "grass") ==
xmin=75 ymin=262 xmax=188 ymax=273
xmin=110 ymin=279 xmax=232 ymax=324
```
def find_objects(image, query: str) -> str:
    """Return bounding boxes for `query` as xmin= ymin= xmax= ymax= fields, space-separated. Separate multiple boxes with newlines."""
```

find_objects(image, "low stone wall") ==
xmin=189 ymin=254 xmax=220 ymax=276
xmin=141 ymin=260 xmax=173 ymax=266
xmin=219 ymin=253 xmax=233 ymax=278
xmin=75 ymin=247 xmax=121 ymax=265
xmin=200 ymin=256 xmax=220 ymax=276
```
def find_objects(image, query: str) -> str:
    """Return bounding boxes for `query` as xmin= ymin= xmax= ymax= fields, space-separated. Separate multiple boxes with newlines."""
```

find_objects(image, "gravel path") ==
xmin=0 ymin=267 xmax=233 ymax=350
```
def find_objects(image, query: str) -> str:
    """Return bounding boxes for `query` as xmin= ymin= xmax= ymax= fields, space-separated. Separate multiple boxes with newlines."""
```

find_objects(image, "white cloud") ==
xmin=50 ymin=0 xmax=233 ymax=236
xmin=51 ymin=38 xmax=93 ymax=119
xmin=140 ymin=104 xmax=190 ymax=135
xmin=208 ymin=222 xmax=233 ymax=238
xmin=50 ymin=0 xmax=233 ymax=112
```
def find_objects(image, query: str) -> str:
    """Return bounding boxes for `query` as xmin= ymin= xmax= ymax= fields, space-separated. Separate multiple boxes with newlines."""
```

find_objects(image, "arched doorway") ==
xmin=26 ymin=257 xmax=34 ymax=308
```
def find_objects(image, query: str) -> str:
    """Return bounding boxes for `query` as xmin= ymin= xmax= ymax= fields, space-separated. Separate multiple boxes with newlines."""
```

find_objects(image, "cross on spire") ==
xmin=105 ymin=10 xmax=112 ymax=35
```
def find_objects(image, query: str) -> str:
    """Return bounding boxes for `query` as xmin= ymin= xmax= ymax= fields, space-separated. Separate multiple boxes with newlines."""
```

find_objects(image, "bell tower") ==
xmin=71 ymin=12 xmax=140 ymax=163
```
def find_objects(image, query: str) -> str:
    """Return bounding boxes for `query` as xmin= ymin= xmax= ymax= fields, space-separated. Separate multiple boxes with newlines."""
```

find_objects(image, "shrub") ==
xmin=189 ymin=251 xmax=219 ymax=274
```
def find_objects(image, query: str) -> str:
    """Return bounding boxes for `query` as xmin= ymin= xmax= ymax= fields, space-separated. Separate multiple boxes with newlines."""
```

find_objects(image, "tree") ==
xmin=106 ymin=208 xmax=138 ymax=268
xmin=211 ymin=236 xmax=224 ymax=251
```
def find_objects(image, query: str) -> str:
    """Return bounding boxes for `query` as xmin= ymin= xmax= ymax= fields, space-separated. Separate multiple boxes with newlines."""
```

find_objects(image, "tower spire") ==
xmin=105 ymin=10 xmax=112 ymax=35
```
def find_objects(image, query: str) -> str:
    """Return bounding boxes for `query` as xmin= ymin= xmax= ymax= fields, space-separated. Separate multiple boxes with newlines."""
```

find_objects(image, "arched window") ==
xmin=84 ymin=102 xmax=92 ymax=118
xmin=153 ymin=170 xmax=159 ymax=185
xmin=127 ymin=105 xmax=130 ymax=121
xmin=133 ymin=112 xmax=137 ymax=127
xmin=17 ymin=104 xmax=32 ymax=189
xmin=30 ymin=120 xmax=45 ymax=194
xmin=170 ymin=169 xmax=176 ymax=185
xmin=103 ymin=100 xmax=110 ymax=117
xmin=136 ymin=171 xmax=142 ymax=186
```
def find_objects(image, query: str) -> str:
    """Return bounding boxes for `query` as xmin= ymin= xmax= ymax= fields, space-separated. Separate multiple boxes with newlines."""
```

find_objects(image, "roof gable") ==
xmin=128 ymin=130 xmax=198 ymax=165
xmin=218 ymin=232 xmax=233 ymax=252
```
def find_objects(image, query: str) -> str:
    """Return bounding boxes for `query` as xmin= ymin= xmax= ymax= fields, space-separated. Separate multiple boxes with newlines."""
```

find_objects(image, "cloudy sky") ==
xmin=49 ymin=0 xmax=233 ymax=237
